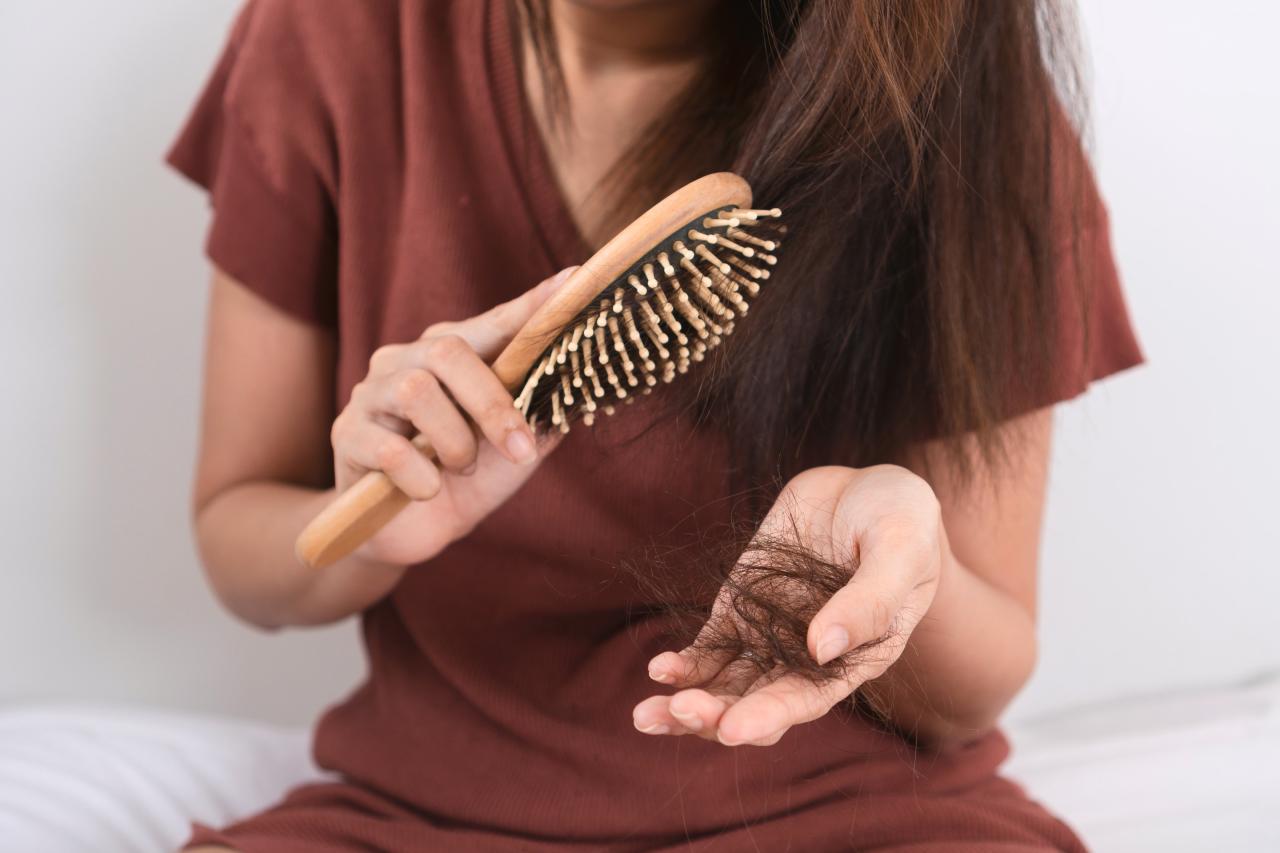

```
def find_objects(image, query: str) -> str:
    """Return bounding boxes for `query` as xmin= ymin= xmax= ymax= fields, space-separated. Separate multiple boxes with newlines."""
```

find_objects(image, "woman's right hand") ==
xmin=330 ymin=267 xmax=576 ymax=566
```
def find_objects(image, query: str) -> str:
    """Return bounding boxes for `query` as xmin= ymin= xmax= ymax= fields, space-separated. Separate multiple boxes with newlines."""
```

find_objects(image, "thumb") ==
xmin=464 ymin=266 xmax=580 ymax=360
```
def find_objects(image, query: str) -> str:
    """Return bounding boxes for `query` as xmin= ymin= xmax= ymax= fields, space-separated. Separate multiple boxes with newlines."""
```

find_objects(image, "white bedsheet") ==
xmin=0 ymin=707 xmax=320 ymax=852
xmin=1004 ymin=675 xmax=1280 ymax=852
xmin=2 ymin=677 xmax=1278 ymax=852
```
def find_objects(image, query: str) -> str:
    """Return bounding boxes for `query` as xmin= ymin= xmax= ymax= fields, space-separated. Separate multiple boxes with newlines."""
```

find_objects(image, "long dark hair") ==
xmin=518 ymin=0 xmax=1090 ymax=497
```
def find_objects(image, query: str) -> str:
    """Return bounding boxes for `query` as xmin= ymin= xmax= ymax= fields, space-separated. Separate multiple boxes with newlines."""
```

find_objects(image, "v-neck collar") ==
xmin=483 ymin=0 xmax=591 ymax=274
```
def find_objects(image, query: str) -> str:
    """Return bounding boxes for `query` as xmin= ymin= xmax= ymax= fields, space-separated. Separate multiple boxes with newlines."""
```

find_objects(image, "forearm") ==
xmin=860 ymin=542 xmax=1037 ymax=749
xmin=195 ymin=481 xmax=406 ymax=629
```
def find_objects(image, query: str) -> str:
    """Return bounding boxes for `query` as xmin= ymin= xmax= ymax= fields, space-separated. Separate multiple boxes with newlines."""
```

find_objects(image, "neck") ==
xmin=546 ymin=0 xmax=721 ymax=71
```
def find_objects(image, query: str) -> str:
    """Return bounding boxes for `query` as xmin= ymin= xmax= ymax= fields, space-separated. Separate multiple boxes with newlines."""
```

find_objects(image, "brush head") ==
xmin=511 ymin=201 xmax=783 ymax=434
xmin=294 ymin=173 xmax=781 ymax=570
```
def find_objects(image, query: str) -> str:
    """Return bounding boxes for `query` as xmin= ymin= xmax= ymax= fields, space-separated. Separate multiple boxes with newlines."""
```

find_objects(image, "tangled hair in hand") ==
xmin=622 ymin=499 xmax=900 ymax=692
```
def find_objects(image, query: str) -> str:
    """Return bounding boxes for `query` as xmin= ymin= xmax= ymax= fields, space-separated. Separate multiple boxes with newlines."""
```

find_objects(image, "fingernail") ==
xmin=669 ymin=709 xmax=703 ymax=732
xmin=647 ymin=657 xmax=674 ymax=683
xmin=637 ymin=722 xmax=668 ymax=735
xmin=815 ymin=625 xmax=850 ymax=665
xmin=505 ymin=429 xmax=537 ymax=464
xmin=648 ymin=664 xmax=673 ymax=684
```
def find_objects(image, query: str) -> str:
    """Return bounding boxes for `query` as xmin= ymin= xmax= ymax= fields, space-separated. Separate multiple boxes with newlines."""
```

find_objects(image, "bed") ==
xmin=2 ymin=675 xmax=1277 ymax=852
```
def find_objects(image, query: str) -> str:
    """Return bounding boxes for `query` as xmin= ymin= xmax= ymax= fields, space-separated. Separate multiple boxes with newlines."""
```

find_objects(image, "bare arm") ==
xmin=192 ymin=266 xmax=570 ymax=630
xmin=192 ymin=270 xmax=406 ymax=629
xmin=859 ymin=408 xmax=1050 ymax=746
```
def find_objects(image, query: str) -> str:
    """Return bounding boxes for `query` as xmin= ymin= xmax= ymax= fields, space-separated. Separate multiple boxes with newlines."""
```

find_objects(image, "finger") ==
xmin=332 ymin=408 xmax=405 ymax=487
xmin=806 ymin=539 xmax=926 ymax=665
xmin=347 ymin=378 xmax=412 ymax=436
xmin=750 ymin=728 xmax=788 ymax=747
xmin=341 ymin=423 xmax=442 ymax=501
xmin=716 ymin=671 xmax=853 ymax=747
xmin=647 ymin=585 xmax=744 ymax=686
xmin=632 ymin=695 xmax=692 ymax=737
xmin=377 ymin=369 xmax=478 ymax=473
xmin=667 ymin=687 xmax=743 ymax=739
xmin=704 ymin=656 xmax=772 ymax=694
xmin=437 ymin=266 xmax=580 ymax=360
xmin=366 ymin=343 xmax=405 ymax=378
xmin=632 ymin=692 xmax=742 ymax=741
xmin=402 ymin=334 xmax=537 ymax=465
xmin=647 ymin=647 xmax=736 ymax=688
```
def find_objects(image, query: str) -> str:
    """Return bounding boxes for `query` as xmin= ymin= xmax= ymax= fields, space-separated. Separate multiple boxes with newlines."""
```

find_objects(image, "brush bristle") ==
xmin=514 ymin=207 xmax=783 ymax=433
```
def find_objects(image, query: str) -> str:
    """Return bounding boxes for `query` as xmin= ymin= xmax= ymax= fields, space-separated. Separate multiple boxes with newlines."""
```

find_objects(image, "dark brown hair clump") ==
xmin=623 ymin=503 xmax=898 ymax=689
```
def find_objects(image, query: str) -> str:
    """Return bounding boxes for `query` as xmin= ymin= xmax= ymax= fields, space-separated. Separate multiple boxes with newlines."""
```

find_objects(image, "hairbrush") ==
xmin=296 ymin=172 xmax=782 ymax=568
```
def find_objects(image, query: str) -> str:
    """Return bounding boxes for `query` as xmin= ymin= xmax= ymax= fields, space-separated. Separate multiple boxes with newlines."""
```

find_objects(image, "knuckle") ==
xmin=874 ymin=465 xmax=941 ymax=515
xmin=368 ymin=345 xmax=399 ymax=374
xmin=375 ymin=438 xmax=410 ymax=470
xmin=329 ymin=416 xmax=351 ymax=448
xmin=486 ymin=301 xmax=514 ymax=329
xmin=442 ymin=437 xmax=479 ymax=470
xmin=393 ymin=370 xmax=434 ymax=409
xmin=424 ymin=334 xmax=469 ymax=366
xmin=907 ymin=478 xmax=942 ymax=520
xmin=420 ymin=321 xmax=455 ymax=341
xmin=481 ymin=399 xmax=521 ymax=431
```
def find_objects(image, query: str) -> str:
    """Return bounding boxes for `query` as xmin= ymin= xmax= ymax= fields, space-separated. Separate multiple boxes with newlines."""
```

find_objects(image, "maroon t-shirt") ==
xmin=168 ymin=1 xmax=1142 ymax=849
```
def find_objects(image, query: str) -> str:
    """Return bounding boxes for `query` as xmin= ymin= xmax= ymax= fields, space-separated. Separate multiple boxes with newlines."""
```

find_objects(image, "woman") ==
xmin=171 ymin=0 xmax=1142 ymax=849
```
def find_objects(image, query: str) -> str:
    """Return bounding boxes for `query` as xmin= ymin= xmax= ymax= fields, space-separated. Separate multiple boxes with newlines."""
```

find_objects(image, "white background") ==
xmin=0 ymin=1 xmax=1276 ymax=727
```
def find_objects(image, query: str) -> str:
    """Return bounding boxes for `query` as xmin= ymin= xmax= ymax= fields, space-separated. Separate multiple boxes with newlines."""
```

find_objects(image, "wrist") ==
xmin=286 ymin=549 xmax=408 ymax=626
xmin=283 ymin=488 xmax=410 ymax=625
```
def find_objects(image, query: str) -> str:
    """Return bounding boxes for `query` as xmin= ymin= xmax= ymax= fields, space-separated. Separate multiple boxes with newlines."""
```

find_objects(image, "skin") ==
xmin=523 ymin=0 xmax=721 ymax=247
xmin=633 ymin=420 xmax=1049 ymax=748
xmin=188 ymin=3 xmax=1047 ymax=846
xmin=192 ymin=267 xmax=573 ymax=630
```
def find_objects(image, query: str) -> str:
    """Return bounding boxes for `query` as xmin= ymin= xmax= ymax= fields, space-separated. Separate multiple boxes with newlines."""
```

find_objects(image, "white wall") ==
xmin=1010 ymin=0 xmax=1280 ymax=720
xmin=0 ymin=1 xmax=1275 ymax=727
xmin=0 ymin=1 xmax=363 ymax=725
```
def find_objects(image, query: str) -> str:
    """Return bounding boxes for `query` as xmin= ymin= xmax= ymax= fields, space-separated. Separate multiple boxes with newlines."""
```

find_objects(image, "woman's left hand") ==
xmin=633 ymin=464 xmax=947 ymax=747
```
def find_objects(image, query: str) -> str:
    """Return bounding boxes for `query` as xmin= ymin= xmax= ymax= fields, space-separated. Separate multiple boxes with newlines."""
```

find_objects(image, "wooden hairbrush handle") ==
xmin=296 ymin=172 xmax=768 ymax=569
xmin=293 ymin=435 xmax=427 ymax=570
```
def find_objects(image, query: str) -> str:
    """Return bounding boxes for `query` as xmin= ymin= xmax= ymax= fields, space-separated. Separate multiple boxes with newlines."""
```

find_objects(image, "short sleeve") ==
xmin=1047 ymin=190 xmax=1144 ymax=402
xmin=166 ymin=0 xmax=338 ymax=326
xmin=1018 ymin=108 xmax=1144 ymax=414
